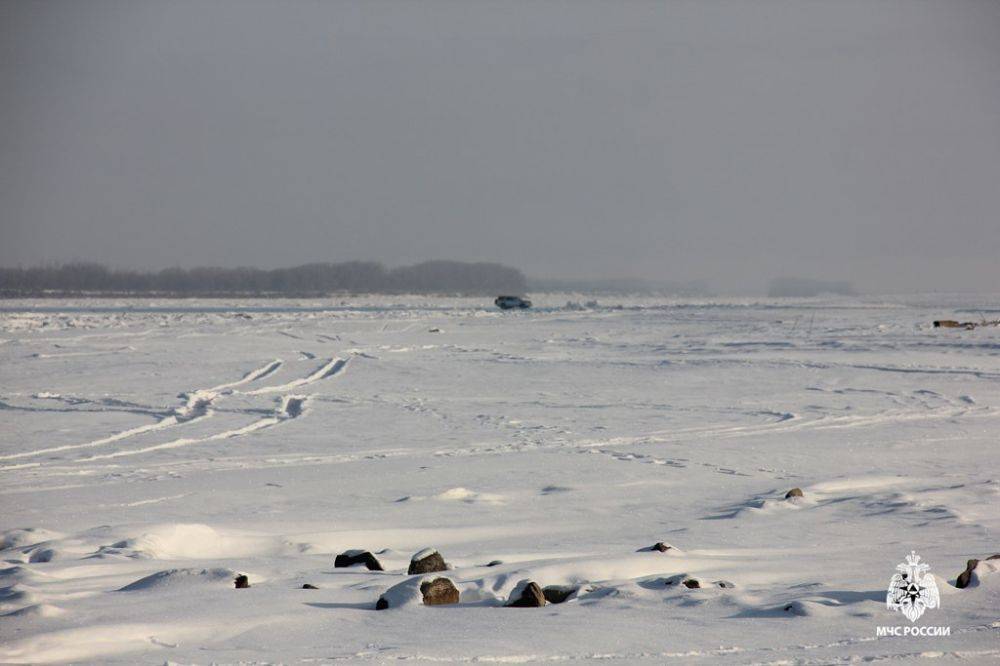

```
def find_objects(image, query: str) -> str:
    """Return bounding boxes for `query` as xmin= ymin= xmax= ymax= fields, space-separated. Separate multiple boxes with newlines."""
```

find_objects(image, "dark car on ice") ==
xmin=495 ymin=295 xmax=532 ymax=310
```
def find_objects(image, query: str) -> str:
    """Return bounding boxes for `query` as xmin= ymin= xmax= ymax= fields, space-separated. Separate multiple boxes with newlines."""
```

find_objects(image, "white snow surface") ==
xmin=1 ymin=294 xmax=999 ymax=664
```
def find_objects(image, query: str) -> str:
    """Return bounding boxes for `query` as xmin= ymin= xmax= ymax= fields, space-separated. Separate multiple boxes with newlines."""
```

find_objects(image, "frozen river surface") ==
xmin=1 ymin=294 xmax=998 ymax=664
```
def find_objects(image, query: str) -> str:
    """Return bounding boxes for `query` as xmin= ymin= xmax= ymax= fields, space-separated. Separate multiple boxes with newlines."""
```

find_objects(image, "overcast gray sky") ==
xmin=2 ymin=0 xmax=999 ymax=293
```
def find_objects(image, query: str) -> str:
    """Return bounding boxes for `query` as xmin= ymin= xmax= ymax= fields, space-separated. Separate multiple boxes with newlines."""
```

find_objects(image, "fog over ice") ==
xmin=2 ymin=0 xmax=999 ymax=294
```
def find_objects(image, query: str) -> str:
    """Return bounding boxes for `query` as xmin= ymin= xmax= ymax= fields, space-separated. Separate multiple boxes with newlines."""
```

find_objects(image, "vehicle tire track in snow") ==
xmin=566 ymin=397 xmax=987 ymax=450
xmin=76 ymin=395 xmax=309 ymax=461
xmin=427 ymin=400 xmax=991 ymax=463
xmin=0 ymin=398 xmax=162 ymax=418
xmin=0 ymin=359 xmax=283 ymax=462
xmin=0 ymin=412 xmax=194 ymax=462
xmin=4 ymin=357 xmax=340 ymax=465
xmin=203 ymin=359 xmax=283 ymax=392
xmin=241 ymin=357 xmax=347 ymax=395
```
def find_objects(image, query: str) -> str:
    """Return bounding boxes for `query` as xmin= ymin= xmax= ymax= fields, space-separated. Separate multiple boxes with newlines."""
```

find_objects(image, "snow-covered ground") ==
xmin=1 ymin=294 xmax=998 ymax=664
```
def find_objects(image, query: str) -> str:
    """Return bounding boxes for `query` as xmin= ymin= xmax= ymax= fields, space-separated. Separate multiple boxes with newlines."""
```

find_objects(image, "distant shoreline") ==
xmin=0 ymin=290 xmax=478 ymax=299
xmin=0 ymin=260 xmax=528 ymax=298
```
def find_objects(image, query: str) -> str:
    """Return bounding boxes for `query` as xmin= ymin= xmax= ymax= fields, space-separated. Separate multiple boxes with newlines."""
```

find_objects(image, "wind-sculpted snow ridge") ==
xmin=117 ymin=567 xmax=240 ymax=591
xmin=396 ymin=487 xmax=506 ymax=505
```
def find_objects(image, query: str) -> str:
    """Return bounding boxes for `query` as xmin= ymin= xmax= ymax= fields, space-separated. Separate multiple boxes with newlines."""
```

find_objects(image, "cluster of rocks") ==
xmin=327 ymin=546 xmax=589 ymax=609
xmin=663 ymin=576 xmax=734 ymax=590
xmin=933 ymin=319 xmax=1000 ymax=330
xmin=481 ymin=580 xmax=578 ymax=607
xmin=247 ymin=537 xmax=997 ymax=609
xmin=349 ymin=543 xmax=709 ymax=609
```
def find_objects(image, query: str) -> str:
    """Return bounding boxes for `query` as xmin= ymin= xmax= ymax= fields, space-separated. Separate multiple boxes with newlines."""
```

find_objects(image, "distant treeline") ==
xmin=0 ymin=261 xmax=527 ymax=297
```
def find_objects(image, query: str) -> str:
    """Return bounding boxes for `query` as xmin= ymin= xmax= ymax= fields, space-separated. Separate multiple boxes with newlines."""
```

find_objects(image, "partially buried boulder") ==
xmin=956 ymin=554 xmax=1000 ymax=589
xmin=785 ymin=488 xmax=804 ymax=499
xmin=408 ymin=548 xmax=447 ymax=575
xmin=664 ymin=574 xmax=731 ymax=590
xmin=375 ymin=575 xmax=460 ymax=609
xmin=507 ymin=580 xmax=546 ymax=607
xmin=661 ymin=574 xmax=701 ymax=589
xmin=301 ymin=583 xmax=318 ymax=589
xmin=335 ymin=549 xmax=384 ymax=571
xmin=234 ymin=574 xmax=250 ymax=589
xmin=638 ymin=541 xmax=683 ymax=554
xmin=542 ymin=585 xmax=576 ymax=604
xmin=420 ymin=577 xmax=460 ymax=606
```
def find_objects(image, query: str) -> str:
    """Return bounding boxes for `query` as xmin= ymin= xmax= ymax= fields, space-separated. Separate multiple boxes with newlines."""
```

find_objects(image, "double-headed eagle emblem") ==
xmin=886 ymin=551 xmax=940 ymax=622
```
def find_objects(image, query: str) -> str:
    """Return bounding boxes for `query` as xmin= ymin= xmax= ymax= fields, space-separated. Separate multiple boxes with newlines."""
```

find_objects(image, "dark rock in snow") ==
xmin=485 ymin=560 xmax=503 ymax=567
xmin=335 ymin=550 xmax=384 ymax=571
xmin=408 ymin=549 xmax=447 ymax=575
xmin=783 ymin=603 xmax=801 ymax=614
xmin=420 ymin=577 xmax=460 ymax=606
xmin=660 ymin=574 xmax=717 ymax=590
xmin=301 ymin=583 xmax=319 ymax=589
xmin=28 ymin=548 xmax=57 ymax=563
xmin=955 ymin=555 xmax=998 ymax=589
xmin=234 ymin=575 xmax=250 ymax=589
xmin=542 ymin=585 xmax=576 ymax=604
xmin=956 ymin=559 xmax=979 ymax=589
xmin=785 ymin=488 xmax=804 ymax=499
xmin=375 ymin=576 xmax=460 ymax=610
xmin=507 ymin=581 xmax=546 ymax=607
xmin=646 ymin=542 xmax=674 ymax=552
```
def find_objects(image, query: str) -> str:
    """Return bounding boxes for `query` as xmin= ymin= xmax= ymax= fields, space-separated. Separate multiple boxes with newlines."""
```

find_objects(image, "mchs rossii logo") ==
xmin=887 ymin=551 xmax=939 ymax=622
xmin=877 ymin=551 xmax=950 ymax=637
